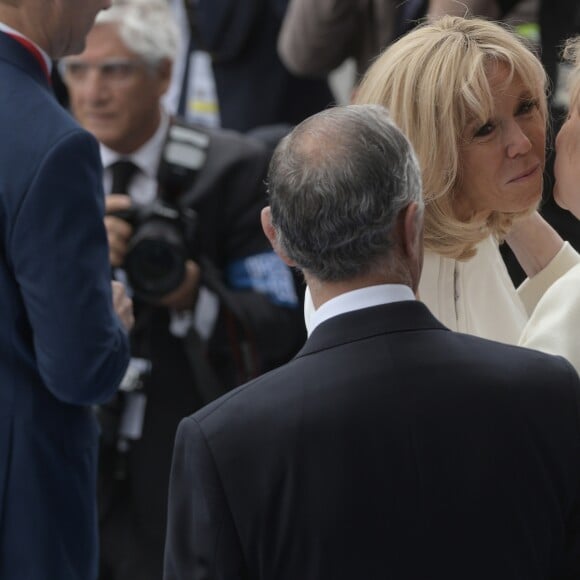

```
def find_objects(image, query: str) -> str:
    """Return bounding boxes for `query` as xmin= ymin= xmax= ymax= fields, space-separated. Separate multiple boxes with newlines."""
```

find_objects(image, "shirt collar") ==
xmin=100 ymin=110 xmax=170 ymax=176
xmin=308 ymin=284 xmax=415 ymax=335
xmin=0 ymin=22 xmax=52 ymax=75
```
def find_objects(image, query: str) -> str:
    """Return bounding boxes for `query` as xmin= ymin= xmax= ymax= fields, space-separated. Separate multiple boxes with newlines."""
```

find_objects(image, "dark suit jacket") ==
xmin=0 ymin=33 xmax=130 ymax=579
xmin=164 ymin=300 xmax=580 ymax=580
xmin=185 ymin=0 xmax=334 ymax=132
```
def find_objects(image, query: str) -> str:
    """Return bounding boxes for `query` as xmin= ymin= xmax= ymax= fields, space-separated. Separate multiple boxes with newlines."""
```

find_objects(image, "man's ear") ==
xmin=260 ymin=207 xmax=296 ymax=267
xmin=401 ymin=202 xmax=423 ymax=255
xmin=158 ymin=58 xmax=173 ymax=97
xmin=401 ymin=201 xmax=424 ymax=288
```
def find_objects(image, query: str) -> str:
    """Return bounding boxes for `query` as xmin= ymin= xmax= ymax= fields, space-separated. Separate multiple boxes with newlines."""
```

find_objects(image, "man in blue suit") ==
xmin=0 ymin=0 xmax=133 ymax=578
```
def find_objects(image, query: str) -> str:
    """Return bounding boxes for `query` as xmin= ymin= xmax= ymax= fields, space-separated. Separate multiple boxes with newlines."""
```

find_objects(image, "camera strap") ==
xmin=197 ymin=255 xmax=261 ymax=384
xmin=183 ymin=321 xmax=229 ymax=404
xmin=157 ymin=119 xmax=210 ymax=200
xmin=180 ymin=256 xmax=260 ymax=405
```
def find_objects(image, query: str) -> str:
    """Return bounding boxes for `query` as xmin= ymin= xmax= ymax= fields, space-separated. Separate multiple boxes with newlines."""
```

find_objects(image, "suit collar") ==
xmin=296 ymin=300 xmax=448 ymax=358
xmin=0 ymin=31 xmax=52 ymax=91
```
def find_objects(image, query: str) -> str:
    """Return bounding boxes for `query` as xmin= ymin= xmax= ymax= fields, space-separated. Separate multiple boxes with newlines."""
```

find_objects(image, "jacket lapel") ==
xmin=0 ymin=32 xmax=52 ymax=92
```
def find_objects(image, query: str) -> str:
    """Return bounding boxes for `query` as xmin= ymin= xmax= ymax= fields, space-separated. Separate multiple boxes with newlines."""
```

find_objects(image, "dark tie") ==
xmin=110 ymin=160 xmax=139 ymax=195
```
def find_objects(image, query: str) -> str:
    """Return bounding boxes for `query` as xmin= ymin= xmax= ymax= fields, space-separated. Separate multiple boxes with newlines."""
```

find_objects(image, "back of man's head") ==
xmin=267 ymin=104 xmax=423 ymax=284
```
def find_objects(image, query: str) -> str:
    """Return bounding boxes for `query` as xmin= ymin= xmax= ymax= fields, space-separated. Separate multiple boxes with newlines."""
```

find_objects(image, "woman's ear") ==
xmin=260 ymin=207 xmax=296 ymax=267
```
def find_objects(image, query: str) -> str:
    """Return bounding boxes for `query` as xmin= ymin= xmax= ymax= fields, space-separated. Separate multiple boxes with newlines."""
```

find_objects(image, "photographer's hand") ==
xmin=158 ymin=260 xmax=201 ymax=311
xmin=105 ymin=194 xmax=133 ymax=267
xmin=112 ymin=280 xmax=134 ymax=332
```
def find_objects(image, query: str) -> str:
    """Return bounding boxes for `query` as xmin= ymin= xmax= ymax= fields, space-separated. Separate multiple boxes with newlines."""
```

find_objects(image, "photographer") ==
xmin=59 ymin=1 xmax=305 ymax=578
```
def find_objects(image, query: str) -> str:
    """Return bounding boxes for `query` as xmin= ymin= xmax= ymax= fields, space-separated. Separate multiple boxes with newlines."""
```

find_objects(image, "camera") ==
xmin=115 ymin=121 xmax=210 ymax=301
xmin=117 ymin=201 xmax=197 ymax=301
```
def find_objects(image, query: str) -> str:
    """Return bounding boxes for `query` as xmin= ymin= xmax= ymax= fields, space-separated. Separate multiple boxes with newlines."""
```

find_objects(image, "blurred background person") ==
xmin=165 ymin=104 xmax=580 ymax=580
xmin=276 ymin=0 xmax=539 ymax=95
xmin=519 ymin=35 xmax=580 ymax=373
xmin=164 ymin=0 xmax=334 ymax=133
xmin=340 ymin=17 xmax=580 ymax=347
xmin=427 ymin=0 xmax=579 ymax=100
xmin=277 ymin=0 xmax=428 ymax=83
xmin=59 ymin=1 xmax=305 ymax=578
xmin=0 ymin=0 xmax=133 ymax=578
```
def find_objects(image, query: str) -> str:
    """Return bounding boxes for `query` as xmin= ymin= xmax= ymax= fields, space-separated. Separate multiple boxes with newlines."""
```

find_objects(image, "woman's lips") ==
xmin=508 ymin=164 xmax=540 ymax=183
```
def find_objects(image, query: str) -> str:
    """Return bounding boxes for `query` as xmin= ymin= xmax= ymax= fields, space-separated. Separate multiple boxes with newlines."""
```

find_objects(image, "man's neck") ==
xmin=304 ymin=282 xmax=416 ymax=336
xmin=306 ymin=272 xmax=415 ymax=311
xmin=0 ymin=7 xmax=49 ymax=54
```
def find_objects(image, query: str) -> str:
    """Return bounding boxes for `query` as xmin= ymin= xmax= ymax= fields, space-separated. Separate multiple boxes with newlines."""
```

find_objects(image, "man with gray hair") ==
xmin=164 ymin=103 xmax=580 ymax=580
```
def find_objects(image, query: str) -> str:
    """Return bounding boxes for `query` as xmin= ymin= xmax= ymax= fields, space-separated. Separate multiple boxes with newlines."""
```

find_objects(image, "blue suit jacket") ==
xmin=0 ymin=33 xmax=130 ymax=579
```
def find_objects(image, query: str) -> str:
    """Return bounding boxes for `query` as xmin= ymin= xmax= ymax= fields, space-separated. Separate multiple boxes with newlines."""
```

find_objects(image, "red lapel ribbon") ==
xmin=5 ymin=32 xmax=51 ymax=84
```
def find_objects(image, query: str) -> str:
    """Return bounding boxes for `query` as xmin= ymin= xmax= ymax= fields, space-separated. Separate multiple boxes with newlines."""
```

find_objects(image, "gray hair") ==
xmin=95 ymin=0 xmax=179 ymax=67
xmin=267 ymin=104 xmax=423 ymax=282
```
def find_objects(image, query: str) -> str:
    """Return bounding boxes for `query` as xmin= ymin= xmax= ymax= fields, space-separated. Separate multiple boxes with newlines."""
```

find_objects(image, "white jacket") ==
xmin=419 ymin=236 xmax=579 ymax=345
xmin=519 ymin=263 xmax=580 ymax=374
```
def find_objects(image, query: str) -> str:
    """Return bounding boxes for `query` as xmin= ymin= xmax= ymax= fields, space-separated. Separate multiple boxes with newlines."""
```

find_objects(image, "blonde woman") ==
xmin=519 ymin=38 xmax=580 ymax=372
xmin=349 ymin=16 xmax=580 ymax=345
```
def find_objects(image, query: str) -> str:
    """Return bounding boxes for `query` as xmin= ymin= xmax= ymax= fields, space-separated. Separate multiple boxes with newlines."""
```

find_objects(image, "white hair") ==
xmin=95 ymin=0 xmax=180 ymax=67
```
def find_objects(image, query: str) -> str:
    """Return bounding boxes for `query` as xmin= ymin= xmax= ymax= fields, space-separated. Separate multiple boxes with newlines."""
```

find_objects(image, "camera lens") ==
xmin=128 ymin=239 xmax=185 ymax=293
xmin=124 ymin=219 xmax=187 ymax=299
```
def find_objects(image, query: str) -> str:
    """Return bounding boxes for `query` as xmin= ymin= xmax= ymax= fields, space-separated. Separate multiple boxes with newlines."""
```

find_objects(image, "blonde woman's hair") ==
xmin=355 ymin=16 xmax=548 ymax=260
xmin=563 ymin=37 xmax=580 ymax=114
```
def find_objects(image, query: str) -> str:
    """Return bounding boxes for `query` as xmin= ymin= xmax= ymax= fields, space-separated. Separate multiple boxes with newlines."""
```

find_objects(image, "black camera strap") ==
xmin=182 ymin=320 xmax=228 ymax=405
xmin=197 ymin=255 xmax=261 ymax=383
xmin=179 ymin=256 xmax=261 ymax=405
xmin=157 ymin=120 xmax=210 ymax=200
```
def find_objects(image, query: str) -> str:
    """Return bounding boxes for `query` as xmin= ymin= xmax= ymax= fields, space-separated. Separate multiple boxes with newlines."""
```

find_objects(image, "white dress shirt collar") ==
xmin=100 ymin=110 xmax=170 ymax=178
xmin=308 ymin=284 xmax=415 ymax=335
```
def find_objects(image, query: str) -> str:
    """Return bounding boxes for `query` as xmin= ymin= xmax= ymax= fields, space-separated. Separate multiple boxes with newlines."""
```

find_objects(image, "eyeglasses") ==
xmin=58 ymin=58 xmax=147 ymax=85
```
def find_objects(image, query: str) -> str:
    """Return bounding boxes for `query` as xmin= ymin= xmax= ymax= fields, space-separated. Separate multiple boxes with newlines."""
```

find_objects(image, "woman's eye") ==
xmin=518 ymin=99 xmax=539 ymax=115
xmin=474 ymin=122 xmax=494 ymax=137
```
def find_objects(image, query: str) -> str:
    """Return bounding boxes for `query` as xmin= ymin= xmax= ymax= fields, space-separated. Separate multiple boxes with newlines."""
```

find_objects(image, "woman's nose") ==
xmin=505 ymin=121 xmax=533 ymax=158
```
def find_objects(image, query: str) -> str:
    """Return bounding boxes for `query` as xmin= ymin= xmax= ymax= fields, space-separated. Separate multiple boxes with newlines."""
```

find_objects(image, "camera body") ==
xmin=116 ymin=201 xmax=198 ymax=301
xmin=116 ymin=121 xmax=210 ymax=301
